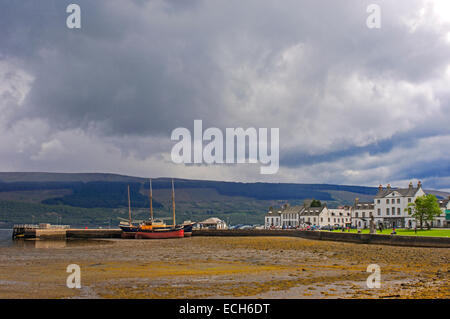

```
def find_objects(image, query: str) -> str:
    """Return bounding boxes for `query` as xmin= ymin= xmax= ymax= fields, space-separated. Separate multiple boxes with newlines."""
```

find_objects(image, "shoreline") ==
xmin=0 ymin=236 xmax=448 ymax=299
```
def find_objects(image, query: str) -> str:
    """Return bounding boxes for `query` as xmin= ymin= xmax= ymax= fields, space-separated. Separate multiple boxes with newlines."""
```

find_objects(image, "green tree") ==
xmin=310 ymin=199 xmax=322 ymax=207
xmin=406 ymin=194 xmax=441 ymax=230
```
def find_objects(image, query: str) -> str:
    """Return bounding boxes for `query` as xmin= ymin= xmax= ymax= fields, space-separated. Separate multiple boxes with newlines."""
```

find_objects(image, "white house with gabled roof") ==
xmin=374 ymin=181 xmax=425 ymax=228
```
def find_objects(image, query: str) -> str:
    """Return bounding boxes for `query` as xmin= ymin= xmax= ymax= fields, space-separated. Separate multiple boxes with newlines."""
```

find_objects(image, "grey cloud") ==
xmin=0 ymin=0 xmax=450 ymax=188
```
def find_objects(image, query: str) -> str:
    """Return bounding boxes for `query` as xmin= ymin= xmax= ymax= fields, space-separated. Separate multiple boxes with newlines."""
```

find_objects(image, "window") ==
xmin=377 ymin=199 xmax=380 ymax=204
xmin=386 ymin=208 xmax=390 ymax=215
xmin=397 ymin=208 xmax=401 ymax=215
xmin=362 ymin=212 xmax=366 ymax=218
xmin=386 ymin=199 xmax=389 ymax=204
xmin=397 ymin=198 xmax=400 ymax=204
xmin=408 ymin=198 xmax=412 ymax=203
xmin=377 ymin=209 xmax=381 ymax=216
xmin=355 ymin=212 xmax=359 ymax=218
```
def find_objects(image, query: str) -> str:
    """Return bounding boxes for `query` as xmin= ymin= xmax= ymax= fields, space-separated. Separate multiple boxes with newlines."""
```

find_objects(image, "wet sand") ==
xmin=0 ymin=236 xmax=448 ymax=299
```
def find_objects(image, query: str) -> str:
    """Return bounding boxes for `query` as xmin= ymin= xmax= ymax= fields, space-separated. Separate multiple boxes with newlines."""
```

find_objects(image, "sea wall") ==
xmin=18 ymin=228 xmax=122 ymax=239
xmin=192 ymin=229 xmax=450 ymax=248
xmin=66 ymin=229 xmax=122 ymax=238
xmin=25 ymin=229 xmax=67 ymax=239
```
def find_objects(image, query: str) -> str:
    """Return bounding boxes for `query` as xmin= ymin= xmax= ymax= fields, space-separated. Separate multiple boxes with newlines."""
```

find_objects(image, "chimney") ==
xmin=387 ymin=184 xmax=391 ymax=190
xmin=409 ymin=182 xmax=413 ymax=189
xmin=378 ymin=184 xmax=383 ymax=191
xmin=417 ymin=181 xmax=422 ymax=188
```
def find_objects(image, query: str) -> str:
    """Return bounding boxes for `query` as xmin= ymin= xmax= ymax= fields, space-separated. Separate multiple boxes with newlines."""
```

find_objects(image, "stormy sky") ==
xmin=1 ymin=0 xmax=450 ymax=190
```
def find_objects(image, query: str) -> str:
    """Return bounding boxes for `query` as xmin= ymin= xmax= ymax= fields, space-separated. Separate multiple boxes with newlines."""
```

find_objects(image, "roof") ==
xmin=375 ymin=186 xmax=421 ymax=198
xmin=300 ymin=205 xmax=326 ymax=216
xmin=265 ymin=210 xmax=281 ymax=217
xmin=280 ymin=205 xmax=304 ymax=214
xmin=438 ymin=199 xmax=449 ymax=208
xmin=354 ymin=201 xmax=375 ymax=209
xmin=199 ymin=217 xmax=225 ymax=224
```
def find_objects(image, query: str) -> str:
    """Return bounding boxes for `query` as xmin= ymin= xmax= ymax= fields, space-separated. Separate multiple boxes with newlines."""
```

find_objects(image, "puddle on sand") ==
xmin=11 ymin=238 xmax=113 ymax=249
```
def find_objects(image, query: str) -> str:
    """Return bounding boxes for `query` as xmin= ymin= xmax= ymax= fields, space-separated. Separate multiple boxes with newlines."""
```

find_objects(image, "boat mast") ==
xmin=172 ymin=179 xmax=176 ymax=227
xmin=127 ymin=185 xmax=132 ymax=225
xmin=149 ymin=179 xmax=153 ymax=221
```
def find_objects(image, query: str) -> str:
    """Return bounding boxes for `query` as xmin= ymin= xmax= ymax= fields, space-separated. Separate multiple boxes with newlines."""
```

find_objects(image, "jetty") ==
xmin=12 ymin=224 xmax=122 ymax=239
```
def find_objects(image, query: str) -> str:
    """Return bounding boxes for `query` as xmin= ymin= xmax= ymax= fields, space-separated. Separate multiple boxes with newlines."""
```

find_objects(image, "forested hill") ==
xmin=0 ymin=172 xmax=447 ymax=227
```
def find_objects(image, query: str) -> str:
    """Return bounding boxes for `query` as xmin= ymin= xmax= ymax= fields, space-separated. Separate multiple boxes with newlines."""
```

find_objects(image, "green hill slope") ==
xmin=0 ymin=172 xmax=447 ymax=227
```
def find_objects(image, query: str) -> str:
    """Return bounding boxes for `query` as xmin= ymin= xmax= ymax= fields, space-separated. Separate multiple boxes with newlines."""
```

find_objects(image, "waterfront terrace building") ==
xmin=328 ymin=206 xmax=352 ymax=228
xmin=374 ymin=182 xmax=425 ymax=229
xmin=352 ymin=199 xmax=375 ymax=229
xmin=436 ymin=197 xmax=450 ymax=228
xmin=264 ymin=207 xmax=282 ymax=229
xmin=280 ymin=204 xmax=304 ymax=228
xmin=299 ymin=204 xmax=329 ymax=227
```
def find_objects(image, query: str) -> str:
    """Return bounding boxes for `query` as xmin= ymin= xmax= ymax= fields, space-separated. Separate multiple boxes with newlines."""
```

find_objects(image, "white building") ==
xmin=374 ymin=182 xmax=425 ymax=228
xmin=352 ymin=199 xmax=375 ymax=228
xmin=328 ymin=206 xmax=352 ymax=228
xmin=435 ymin=197 xmax=450 ymax=228
xmin=198 ymin=217 xmax=228 ymax=230
xmin=299 ymin=204 xmax=329 ymax=227
xmin=280 ymin=204 xmax=304 ymax=227
xmin=264 ymin=208 xmax=282 ymax=229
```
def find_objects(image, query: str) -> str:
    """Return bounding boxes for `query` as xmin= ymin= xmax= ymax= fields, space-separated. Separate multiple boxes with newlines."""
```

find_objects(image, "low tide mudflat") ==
xmin=0 ymin=236 xmax=448 ymax=299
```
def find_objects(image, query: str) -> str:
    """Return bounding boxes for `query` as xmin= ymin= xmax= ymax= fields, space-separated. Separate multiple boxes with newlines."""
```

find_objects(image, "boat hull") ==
xmin=182 ymin=224 xmax=194 ymax=237
xmin=121 ymin=231 xmax=137 ymax=239
xmin=135 ymin=228 xmax=184 ymax=239
xmin=119 ymin=225 xmax=138 ymax=239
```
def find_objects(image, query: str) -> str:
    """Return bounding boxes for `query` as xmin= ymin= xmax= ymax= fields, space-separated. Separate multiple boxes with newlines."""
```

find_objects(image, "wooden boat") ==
xmin=135 ymin=223 xmax=184 ymax=239
xmin=135 ymin=179 xmax=184 ymax=239
xmin=181 ymin=221 xmax=195 ymax=237
xmin=119 ymin=185 xmax=139 ymax=238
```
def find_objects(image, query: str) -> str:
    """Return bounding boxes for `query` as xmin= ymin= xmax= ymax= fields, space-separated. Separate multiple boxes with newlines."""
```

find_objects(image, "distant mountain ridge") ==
xmin=0 ymin=172 xmax=447 ymax=226
xmin=0 ymin=172 xmax=447 ymax=199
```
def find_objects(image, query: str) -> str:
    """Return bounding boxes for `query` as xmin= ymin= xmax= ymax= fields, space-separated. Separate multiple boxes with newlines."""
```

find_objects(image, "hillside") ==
xmin=0 ymin=172 xmax=447 ymax=227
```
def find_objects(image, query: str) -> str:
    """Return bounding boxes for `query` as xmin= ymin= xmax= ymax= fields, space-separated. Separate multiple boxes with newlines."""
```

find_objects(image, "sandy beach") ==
xmin=0 ymin=236 xmax=448 ymax=299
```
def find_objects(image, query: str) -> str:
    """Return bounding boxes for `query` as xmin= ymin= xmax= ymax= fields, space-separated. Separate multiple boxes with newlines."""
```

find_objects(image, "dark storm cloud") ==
xmin=1 ymin=0 xmax=450 ymax=188
xmin=1 ymin=0 xmax=447 ymax=136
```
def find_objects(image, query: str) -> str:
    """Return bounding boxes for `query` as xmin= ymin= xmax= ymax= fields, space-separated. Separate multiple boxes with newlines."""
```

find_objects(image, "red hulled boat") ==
xmin=135 ymin=224 xmax=184 ymax=239
xmin=134 ymin=178 xmax=184 ymax=240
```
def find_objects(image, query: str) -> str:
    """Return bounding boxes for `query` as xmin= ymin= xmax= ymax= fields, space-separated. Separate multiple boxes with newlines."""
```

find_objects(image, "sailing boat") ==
xmin=135 ymin=179 xmax=184 ymax=239
xmin=147 ymin=178 xmax=172 ymax=230
xmin=146 ymin=178 xmax=194 ymax=236
xmin=119 ymin=185 xmax=139 ymax=238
